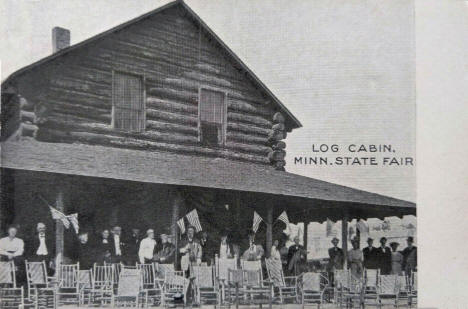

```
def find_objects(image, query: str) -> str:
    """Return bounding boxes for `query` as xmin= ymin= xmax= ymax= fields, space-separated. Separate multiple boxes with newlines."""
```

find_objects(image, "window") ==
xmin=112 ymin=71 xmax=145 ymax=132
xmin=199 ymin=88 xmax=226 ymax=147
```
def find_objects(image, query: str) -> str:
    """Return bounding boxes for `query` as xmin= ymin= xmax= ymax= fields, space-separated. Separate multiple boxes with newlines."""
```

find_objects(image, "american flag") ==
xmin=67 ymin=213 xmax=79 ymax=234
xmin=277 ymin=211 xmax=290 ymax=226
xmin=186 ymin=209 xmax=202 ymax=232
xmin=177 ymin=217 xmax=186 ymax=234
xmin=49 ymin=206 xmax=70 ymax=229
xmin=252 ymin=211 xmax=263 ymax=233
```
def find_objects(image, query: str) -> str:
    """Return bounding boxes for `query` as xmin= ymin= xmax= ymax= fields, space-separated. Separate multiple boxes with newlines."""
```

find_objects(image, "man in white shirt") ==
xmin=109 ymin=226 xmax=125 ymax=263
xmin=241 ymin=231 xmax=264 ymax=261
xmin=139 ymin=229 xmax=157 ymax=264
xmin=219 ymin=233 xmax=233 ymax=259
xmin=0 ymin=226 xmax=24 ymax=261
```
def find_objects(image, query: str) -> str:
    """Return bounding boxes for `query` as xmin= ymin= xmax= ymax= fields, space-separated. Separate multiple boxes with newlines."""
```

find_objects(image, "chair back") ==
xmin=302 ymin=272 xmax=322 ymax=292
xmin=334 ymin=269 xmax=349 ymax=289
xmin=164 ymin=270 xmax=189 ymax=295
xmin=241 ymin=259 xmax=262 ymax=285
xmin=215 ymin=255 xmax=237 ymax=281
xmin=243 ymin=269 xmax=263 ymax=287
xmin=365 ymin=269 xmax=379 ymax=288
xmin=192 ymin=265 xmax=215 ymax=288
xmin=0 ymin=261 xmax=16 ymax=287
xmin=137 ymin=263 xmax=156 ymax=288
xmin=265 ymin=258 xmax=285 ymax=287
xmin=25 ymin=260 xmax=47 ymax=287
xmin=348 ymin=273 xmax=363 ymax=293
xmin=78 ymin=269 xmax=93 ymax=289
xmin=155 ymin=263 xmax=174 ymax=279
xmin=379 ymin=275 xmax=399 ymax=295
xmin=93 ymin=263 xmax=114 ymax=289
xmin=58 ymin=263 xmax=79 ymax=289
xmin=117 ymin=268 xmax=142 ymax=297
xmin=412 ymin=272 xmax=417 ymax=291
xmin=227 ymin=269 xmax=244 ymax=286
xmin=104 ymin=262 xmax=121 ymax=285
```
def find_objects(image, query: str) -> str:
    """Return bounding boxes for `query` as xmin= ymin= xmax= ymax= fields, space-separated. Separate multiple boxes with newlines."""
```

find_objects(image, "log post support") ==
xmin=304 ymin=222 xmax=309 ymax=260
xmin=342 ymin=214 xmax=349 ymax=270
xmin=171 ymin=187 xmax=184 ymax=270
xmin=55 ymin=188 xmax=65 ymax=271
xmin=266 ymin=206 xmax=273 ymax=258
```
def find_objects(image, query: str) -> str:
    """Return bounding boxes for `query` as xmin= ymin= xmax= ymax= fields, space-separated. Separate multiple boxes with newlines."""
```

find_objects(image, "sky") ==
xmin=0 ymin=0 xmax=416 ymax=202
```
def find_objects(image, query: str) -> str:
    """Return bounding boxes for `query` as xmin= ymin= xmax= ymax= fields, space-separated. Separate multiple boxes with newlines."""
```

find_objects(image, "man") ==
xmin=180 ymin=226 xmax=202 ymax=275
xmin=125 ymin=228 xmax=141 ymax=265
xmin=376 ymin=237 xmax=392 ymax=275
xmin=199 ymin=231 xmax=216 ymax=265
xmin=327 ymin=237 xmax=344 ymax=286
xmin=242 ymin=231 xmax=264 ymax=261
xmin=26 ymin=222 xmax=55 ymax=275
xmin=0 ymin=225 xmax=25 ymax=263
xmin=155 ymin=234 xmax=175 ymax=264
xmin=287 ymin=236 xmax=306 ymax=276
xmin=401 ymin=237 xmax=417 ymax=274
xmin=139 ymin=229 xmax=157 ymax=264
xmin=219 ymin=232 xmax=234 ymax=259
xmin=109 ymin=226 xmax=125 ymax=263
xmin=76 ymin=231 xmax=94 ymax=270
xmin=363 ymin=238 xmax=378 ymax=269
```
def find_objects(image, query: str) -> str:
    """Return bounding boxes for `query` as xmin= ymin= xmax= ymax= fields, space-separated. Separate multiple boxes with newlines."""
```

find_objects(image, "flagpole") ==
xmin=266 ymin=206 xmax=273 ymax=257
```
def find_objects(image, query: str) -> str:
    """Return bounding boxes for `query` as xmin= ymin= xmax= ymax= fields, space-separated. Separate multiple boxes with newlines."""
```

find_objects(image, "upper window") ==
xmin=199 ymin=88 xmax=226 ymax=147
xmin=112 ymin=71 xmax=145 ymax=132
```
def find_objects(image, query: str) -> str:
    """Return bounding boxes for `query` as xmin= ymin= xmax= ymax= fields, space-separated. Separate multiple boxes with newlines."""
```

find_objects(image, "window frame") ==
xmin=197 ymin=86 xmax=228 ymax=147
xmin=111 ymin=70 xmax=146 ymax=133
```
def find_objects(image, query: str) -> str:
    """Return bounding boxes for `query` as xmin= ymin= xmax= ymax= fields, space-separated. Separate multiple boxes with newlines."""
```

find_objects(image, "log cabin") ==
xmin=1 ymin=0 xmax=415 ymax=267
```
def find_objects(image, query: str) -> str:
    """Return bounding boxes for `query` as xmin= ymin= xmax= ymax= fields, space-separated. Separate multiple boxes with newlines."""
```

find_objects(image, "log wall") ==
xmin=19 ymin=5 xmax=282 ymax=165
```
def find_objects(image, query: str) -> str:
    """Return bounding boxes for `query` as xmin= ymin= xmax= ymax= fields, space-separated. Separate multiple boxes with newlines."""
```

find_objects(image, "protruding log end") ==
xmin=273 ymin=112 xmax=285 ymax=123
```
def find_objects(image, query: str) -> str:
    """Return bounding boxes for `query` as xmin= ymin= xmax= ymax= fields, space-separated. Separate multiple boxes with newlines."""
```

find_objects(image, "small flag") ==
xmin=186 ymin=209 xmax=202 ymax=232
xmin=49 ymin=206 xmax=70 ymax=229
xmin=67 ymin=213 xmax=79 ymax=234
xmin=177 ymin=217 xmax=186 ymax=234
xmin=252 ymin=211 xmax=263 ymax=233
xmin=277 ymin=211 xmax=290 ymax=226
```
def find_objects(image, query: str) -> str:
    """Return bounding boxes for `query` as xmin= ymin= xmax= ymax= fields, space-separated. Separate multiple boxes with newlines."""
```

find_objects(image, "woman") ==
xmin=347 ymin=239 xmax=363 ymax=278
xmin=270 ymin=239 xmax=281 ymax=261
xmin=390 ymin=242 xmax=403 ymax=275
xmin=96 ymin=229 xmax=112 ymax=264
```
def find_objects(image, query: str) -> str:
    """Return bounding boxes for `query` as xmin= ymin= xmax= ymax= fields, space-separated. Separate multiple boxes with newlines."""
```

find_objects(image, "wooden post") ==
xmin=304 ymin=222 xmax=309 ymax=260
xmin=266 ymin=206 xmax=273 ymax=257
xmin=342 ymin=214 xmax=349 ymax=270
xmin=55 ymin=189 xmax=65 ymax=269
xmin=171 ymin=188 xmax=183 ymax=270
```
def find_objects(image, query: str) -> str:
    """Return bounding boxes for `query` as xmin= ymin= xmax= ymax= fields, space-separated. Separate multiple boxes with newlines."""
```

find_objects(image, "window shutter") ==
xmin=112 ymin=72 xmax=145 ymax=132
xmin=199 ymin=88 xmax=226 ymax=146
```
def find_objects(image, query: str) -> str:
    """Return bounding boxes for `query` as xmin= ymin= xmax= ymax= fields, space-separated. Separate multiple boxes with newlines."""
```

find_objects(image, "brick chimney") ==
xmin=52 ymin=27 xmax=70 ymax=52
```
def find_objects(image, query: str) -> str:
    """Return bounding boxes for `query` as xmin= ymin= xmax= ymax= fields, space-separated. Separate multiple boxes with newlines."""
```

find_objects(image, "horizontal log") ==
xmin=38 ymin=128 xmax=269 ymax=164
xmin=268 ymin=150 xmax=286 ymax=162
xmin=227 ymin=122 xmax=271 ymax=137
xmin=50 ymin=77 xmax=111 ymax=98
xmin=227 ymin=98 xmax=272 ymax=117
xmin=148 ymin=87 xmax=198 ymax=104
xmin=226 ymin=131 xmax=267 ymax=145
xmin=272 ymin=141 xmax=286 ymax=150
xmin=20 ymin=123 xmax=38 ymax=138
xmin=146 ymin=120 xmax=198 ymax=136
xmin=49 ymin=86 xmax=110 ymax=104
xmin=267 ymin=131 xmax=286 ymax=144
xmin=273 ymin=112 xmax=285 ymax=123
xmin=47 ymin=88 xmax=111 ymax=111
xmin=146 ymin=97 xmax=198 ymax=115
xmin=225 ymin=142 xmax=270 ymax=156
xmin=272 ymin=123 xmax=285 ymax=131
xmin=146 ymin=109 xmax=198 ymax=126
xmin=228 ymin=112 xmax=272 ymax=128
xmin=20 ymin=110 xmax=35 ymax=124
xmin=47 ymin=103 xmax=111 ymax=124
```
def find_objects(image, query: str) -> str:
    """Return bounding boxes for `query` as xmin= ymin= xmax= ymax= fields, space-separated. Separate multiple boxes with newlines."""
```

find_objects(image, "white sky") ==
xmin=0 ymin=0 xmax=415 ymax=202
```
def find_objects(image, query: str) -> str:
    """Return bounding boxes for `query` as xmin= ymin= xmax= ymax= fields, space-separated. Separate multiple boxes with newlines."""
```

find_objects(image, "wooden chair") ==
xmin=341 ymin=272 xmax=364 ymax=309
xmin=215 ymin=255 xmax=238 ymax=306
xmin=362 ymin=269 xmax=380 ymax=306
xmin=105 ymin=262 xmax=122 ymax=292
xmin=191 ymin=265 xmax=219 ymax=305
xmin=375 ymin=275 xmax=400 ymax=308
xmin=162 ymin=270 xmax=189 ymax=308
xmin=333 ymin=269 xmax=349 ymax=306
xmin=137 ymin=263 xmax=162 ymax=307
xmin=0 ymin=261 xmax=16 ymax=288
xmin=25 ymin=260 xmax=56 ymax=308
xmin=112 ymin=268 xmax=143 ymax=307
xmin=0 ymin=261 xmax=27 ymax=309
xmin=239 ymin=269 xmax=273 ymax=307
xmin=77 ymin=269 xmax=92 ymax=306
xmin=155 ymin=263 xmax=175 ymax=280
xmin=265 ymin=257 xmax=298 ymax=303
xmin=299 ymin=272 xmax=329 ymax=309
xmin=56 ymin=263 xmax=80 ymax=306
xmin=82 ymin=263 xmax=114 ymax=306
xmin=409 ymin=272 xmax=417 ymax=308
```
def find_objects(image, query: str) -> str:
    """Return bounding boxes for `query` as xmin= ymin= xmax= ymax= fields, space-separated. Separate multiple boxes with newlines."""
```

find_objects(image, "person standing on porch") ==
xmin=402 ymin=237 xmax=417 ymax=274
xmin=76 ymin=231 xmax=94 ymax=270
xmin=376 ymin=237 xmax=392 ymax=275
xmin=327 ymin=237 xmax=344 ymax=286
xmin=287 ymin=236 xmax=306 ymax=276
xmin=109 ymin=226 xmax=125 ymax=263
xmin=139 ymin=229 xmax=157 ymax=264
xmin=180 ymin=226 xmax=202 ymax=276
xmin=95 ymin=229 xmax=112 ymax=265
xmin=218 ymin=232 xmax=234 ymax=259
xmin=348 ymin=239 xmax=364 ymax=278
xmin=270 ymin=239 xmax=282 ymax=261
xmin=0 ymin=226 xmax=26 ymax=286
xmin=242 ymin=231 xmax=264 ymax=261
xmin=390 ymin=242 xmax=403 ymax=275
xmin=155 ymin=234 xmax=175 ymax=264
xmin=125 ymin=228 xmax=141 ymax=265
xmin=363 ymin=237 xmax=378 ymax=269
xmin=26 ymin=222 xmax=55 ymax=275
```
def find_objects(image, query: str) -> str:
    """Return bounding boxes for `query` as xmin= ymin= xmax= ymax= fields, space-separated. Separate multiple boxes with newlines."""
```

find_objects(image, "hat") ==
xmin=380 ymin=237 xmax=387 ymax=242
xmin=331 ymin=237 xmax=339 ymax=243
xmin=146 ymin=229 xmax=154 ymax=235
xmin=367 ymin=237 xmax=373 ymax=242
xmin=407 ymin=236 xmax=414 ymax=242
xmin=186 ymin=225 xmax=195 ymax=231
xmin=160 ymin=233 xmax=168 ymax=237
xmin=390 ymin=242 xmax=399 ymax=247
xmin=37 ymin=222 xmax=46 ymax=229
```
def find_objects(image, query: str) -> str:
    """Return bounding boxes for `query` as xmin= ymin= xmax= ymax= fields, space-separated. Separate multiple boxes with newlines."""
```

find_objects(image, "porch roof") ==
xmin=1 ymin=140 xmax=415 ymax=220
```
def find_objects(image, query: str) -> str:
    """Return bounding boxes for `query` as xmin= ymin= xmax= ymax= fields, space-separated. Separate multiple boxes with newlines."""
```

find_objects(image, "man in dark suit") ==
xmin=76 ymin=231 xmax=94 ymax=270
xmin=199 ymin=231 xmax=216 ymax=265
xmin=402 ymin=236 xmax=417 ymax=274
xmin=155 ymin=234 xmax=175 ymax=264
xmin=327 ymin=237 xmax=344 ymax=286
xmin=108 ymin=226 xmax=125 ymax=263
xmin=376 ymin=237 xmax=392 ymax=274
xmin=363 ymin=238 xmax=378 ymax=269
xmin=125 ymin=228 xmax=141 ymax=265
xmin=26 ymin=222 xmax=55 ymax=275
xmin=287 ymin=236 xmax=307 ymax=276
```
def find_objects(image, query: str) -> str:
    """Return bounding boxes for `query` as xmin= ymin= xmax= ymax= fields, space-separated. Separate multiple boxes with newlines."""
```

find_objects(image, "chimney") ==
xmin=52 ymin=27 xmax=70 ymax=53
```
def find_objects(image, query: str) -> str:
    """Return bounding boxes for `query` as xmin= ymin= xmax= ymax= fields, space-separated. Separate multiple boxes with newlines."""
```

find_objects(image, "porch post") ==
xmin=171 ymin=188 xmax=183 ymax=270
xmin=342 ymin=213 xmax=349 ymax=270
xmin=55 ymin=189 xmax=65 ymax=269
xmin=266 ymin=206 xmax=273 ymax=257
xmin=304 ymin=222 xmax=309 ymax=260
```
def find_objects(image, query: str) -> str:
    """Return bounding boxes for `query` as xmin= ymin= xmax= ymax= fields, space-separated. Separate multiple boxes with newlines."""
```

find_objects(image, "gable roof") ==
xmin=1 ymin=0 xmax=302 ymax=130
